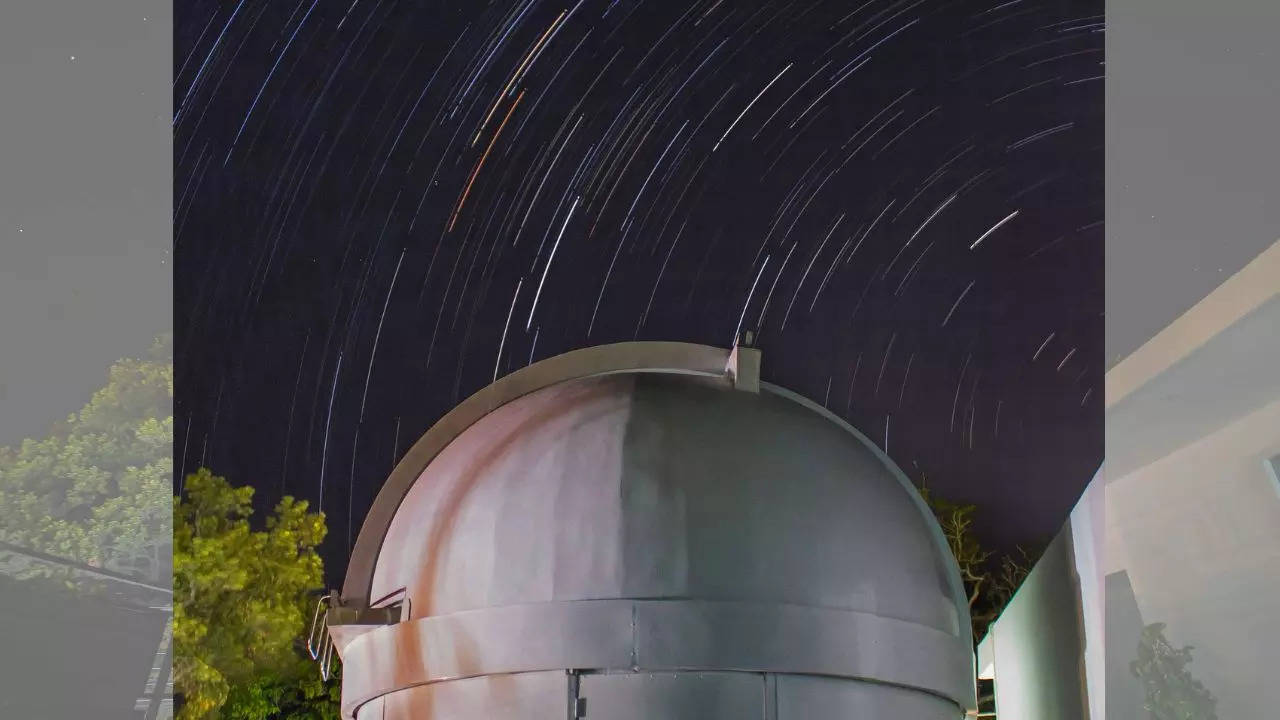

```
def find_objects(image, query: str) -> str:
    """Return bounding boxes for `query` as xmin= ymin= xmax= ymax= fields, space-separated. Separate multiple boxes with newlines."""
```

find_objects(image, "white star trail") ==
xmin=970 ymin=210 xmax=1020 ymax=249
xmin=714 ymin=63 xmax=793 ymax=152
xmin=941 ymin=280 xmax=976 ymax=327
xmin=494 ymin=277 xmax=523 ymax=381
xmin=1033 ymin=332 xmax=1055 ymax=361
xmin=781 ymin=213 xmax=844 ymax=331
xmin=733 ymin=255 xmax=771 ymax=345
xmin=358 ymin=248 xmax=405 ymax=422
xmin=318 ymin=350 xmax=343 ymax=510
xmin=527 ymin=195 xmax=579 ymax=330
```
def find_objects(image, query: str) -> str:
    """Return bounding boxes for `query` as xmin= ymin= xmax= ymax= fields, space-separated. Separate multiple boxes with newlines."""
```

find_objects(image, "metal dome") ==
xmin=325 ymin=342 xmax=976 ymax=720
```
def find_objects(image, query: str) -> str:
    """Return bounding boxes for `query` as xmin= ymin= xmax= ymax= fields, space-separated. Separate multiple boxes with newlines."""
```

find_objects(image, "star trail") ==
xmin=175 ymin=0 xmax=1103 ymax=578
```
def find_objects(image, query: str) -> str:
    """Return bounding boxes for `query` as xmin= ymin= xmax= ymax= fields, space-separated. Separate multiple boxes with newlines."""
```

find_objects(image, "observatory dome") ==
xmin=328 ymin=343 xmax=975 ymax=720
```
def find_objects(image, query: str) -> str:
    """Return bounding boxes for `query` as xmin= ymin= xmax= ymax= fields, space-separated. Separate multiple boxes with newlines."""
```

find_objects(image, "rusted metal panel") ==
xmin=376 ymin=672 xmax=567 ymax=720
xmin=339 ymin=601 xmax=633 ymax=716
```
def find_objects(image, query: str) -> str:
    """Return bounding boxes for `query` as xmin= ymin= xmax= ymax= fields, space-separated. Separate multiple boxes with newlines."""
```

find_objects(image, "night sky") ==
xmin=174 ymin=0 xmax=1103 ymax=580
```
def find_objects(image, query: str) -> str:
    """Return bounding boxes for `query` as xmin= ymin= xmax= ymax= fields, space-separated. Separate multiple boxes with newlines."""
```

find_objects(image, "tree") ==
xmin=1131 ymin=622 xmax=1219 ymax=720
xmin=0 ymin=334 xmax=172 ymax=583
xmin=174 ymin=468 xmax=339 ymax=720
xmin=986 ymin=544 xmax=1036 ymax=611
xmin=920 ymin=487 xmax=992 ymax=607
xmin=919 ymin=486 xmax=1036 ymax=645
xmin=222 ymin=671 xmax=341 ymax=720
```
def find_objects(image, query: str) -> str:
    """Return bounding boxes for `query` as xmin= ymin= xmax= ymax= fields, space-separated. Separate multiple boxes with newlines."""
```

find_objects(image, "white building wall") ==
xmin=985 ymin=522 xmax=1089 ymax=720
xmin=1105 ymin=397 xmax=1280 ymax=719
xmin=1070 ymin=476 xmax=1106 ymax=720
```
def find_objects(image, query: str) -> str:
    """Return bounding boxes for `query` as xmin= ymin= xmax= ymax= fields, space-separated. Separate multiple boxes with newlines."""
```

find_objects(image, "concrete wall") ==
xmin=1105 ymin=570 xmax=1146 ymax=719
xmin=1070 ymin=475 xmax=1107 ymax=720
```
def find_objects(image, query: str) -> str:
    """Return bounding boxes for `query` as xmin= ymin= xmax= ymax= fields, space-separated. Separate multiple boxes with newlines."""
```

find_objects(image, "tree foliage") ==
xmin=1131 ymin=622 xmax=1219 ymax=720
xmin=174 ymin=468 xmax=339 ymax=720
xmin=222 ymin=671 xmax=341 ymax=720
xmin=919 ymin=486 xmax=1036 ymax=644
xmin=0 ymin=339 xmax=339 ymax=718
xmin=0 ymin=334 xmax=172 ymax=582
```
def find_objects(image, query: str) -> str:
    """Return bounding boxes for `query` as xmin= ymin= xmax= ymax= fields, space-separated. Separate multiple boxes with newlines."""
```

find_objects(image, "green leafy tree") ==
xmin=223 ymin=671 xmax=341 ymax=720
xmin=174 ymin=468 xmax=339 ymax=720
xmin=0 ymin=334 xmax=172 ymax=582
xmin=1131 ymin=622 xmax=1219 ymax=720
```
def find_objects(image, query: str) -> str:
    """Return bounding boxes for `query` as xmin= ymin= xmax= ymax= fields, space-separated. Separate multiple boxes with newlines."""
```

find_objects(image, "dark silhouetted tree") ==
xmin=919 ymin=485 xmax=1036 ymax=644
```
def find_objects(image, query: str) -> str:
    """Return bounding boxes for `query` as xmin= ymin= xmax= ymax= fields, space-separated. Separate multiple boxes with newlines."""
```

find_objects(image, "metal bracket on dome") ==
xmin=327 ymin=603 xmax=405 ymax=627
xmin=725 ymin=332 xmax=761 ymax=392
xmin=311 ymin=591 xmax=404 ymax=680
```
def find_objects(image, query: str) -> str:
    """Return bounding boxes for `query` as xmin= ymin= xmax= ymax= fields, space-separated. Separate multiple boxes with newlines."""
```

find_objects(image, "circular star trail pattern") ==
xmin=175 ymin=0 xmax=1103 ymax=578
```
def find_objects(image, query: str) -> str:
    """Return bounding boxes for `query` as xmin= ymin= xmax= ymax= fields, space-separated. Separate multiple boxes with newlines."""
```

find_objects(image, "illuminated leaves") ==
xmin=173 ymin=469 xmax=334 ymax=720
